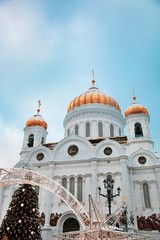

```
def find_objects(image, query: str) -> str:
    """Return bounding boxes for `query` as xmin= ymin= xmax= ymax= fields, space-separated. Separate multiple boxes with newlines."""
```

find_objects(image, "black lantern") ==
xmin=99 ymin=177 xmax=121 ymax=215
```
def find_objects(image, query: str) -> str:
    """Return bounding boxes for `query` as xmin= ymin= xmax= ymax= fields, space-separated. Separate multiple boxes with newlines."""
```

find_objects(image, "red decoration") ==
xmin=137 ymin=213 xmax=160 ymax=231
xmin=50 ymin=213 xmax=62 ymax=226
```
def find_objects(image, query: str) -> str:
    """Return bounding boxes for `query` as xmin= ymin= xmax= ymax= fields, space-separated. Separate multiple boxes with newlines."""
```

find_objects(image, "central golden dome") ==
xmin=67 ymin=85 xmax=121 ymax=113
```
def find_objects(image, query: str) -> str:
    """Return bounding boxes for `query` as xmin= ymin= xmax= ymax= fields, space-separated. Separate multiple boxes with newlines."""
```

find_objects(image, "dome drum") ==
xmin=64 ymin=105 xmax=125 ymax=139
xmin=64 ymin=81 xmax=125 ymax=139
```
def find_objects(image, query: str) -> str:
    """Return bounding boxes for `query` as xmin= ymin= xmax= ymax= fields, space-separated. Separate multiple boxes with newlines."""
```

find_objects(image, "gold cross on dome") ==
xmin=37 ymin=100 xmax=41 ymax=114
xmin=133 ymin=88 xmax=136 ymax=101
xmin=92 ymin=69 xmax=95 ymax=86
xmin=92 ymin=69 xmax=94 ymax=79
xmin=122 ymin=195 xmax=126 ymax=203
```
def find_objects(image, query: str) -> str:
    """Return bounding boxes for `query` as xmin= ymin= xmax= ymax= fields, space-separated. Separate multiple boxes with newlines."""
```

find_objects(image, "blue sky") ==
xmin=0 ymin=0 xmax=160 ymax=167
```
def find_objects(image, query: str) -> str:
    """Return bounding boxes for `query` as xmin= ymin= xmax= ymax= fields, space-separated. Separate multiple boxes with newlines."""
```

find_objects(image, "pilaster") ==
xmin=91 ymin=158 xmax=98 ymax=201
xmin=129 ymin=169 xmax=138 ymax=230
xmin=80 ymin=122 xmax=85 ymax=138
xmin=140 ymin=184 xmax=145 ymax=212
xmin=0 ymin=188 xmax=4 ymax=221
xmin=155 ymin=166 xmax=160 ymax=209
xmin=44 ymin=163 xmax=55 ymax=227
xmin=75 ymin=177 xmax=78 ymax=199
xmin=120 ymin=159 xmax=130 ymax=199
xmin=120 ymin=159 xmax=132 ymax=217
xmin=83 ymin=179 xmax=85 ymax=203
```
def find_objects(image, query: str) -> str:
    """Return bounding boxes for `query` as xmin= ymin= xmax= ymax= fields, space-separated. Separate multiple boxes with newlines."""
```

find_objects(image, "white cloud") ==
xmin=0 ymin=120 xmax=23 ymax=168
xmin=0 ymin=0 xmax=60 ymax=62
xmin=0 ymin=0 xmax=95 ymax=63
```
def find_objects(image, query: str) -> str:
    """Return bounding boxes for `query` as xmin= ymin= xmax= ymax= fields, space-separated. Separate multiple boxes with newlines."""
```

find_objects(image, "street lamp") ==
xmin=98 ymin=176 xmax=121 ymax=215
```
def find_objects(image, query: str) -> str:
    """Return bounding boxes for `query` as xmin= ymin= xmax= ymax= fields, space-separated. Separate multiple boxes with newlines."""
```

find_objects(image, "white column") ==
xmin=140 ymin=184 xmax=145 ymax=212
xmin=59 ymin=179 xmax=62 ymax=205
xmin=75 ymin=177 xmax=77 ymax=199
xmin=148 ymin=183 xmax=154 ymax=210
xmin=34 ymin=131 xmax=42 ymax=147
xmin=6 ymin=185 xmax=14 ymax=209
xmin=106 ymin=123 xmax=110 ymax=137
xmin=83 ymin=179 xmax=85 ymax=203
xmin=103 ymin=122 xmax=107 ymax=138
xmin=129 ymin=169 xmax=138 ymax=230
xmin=120 ymin=159 xmax=132 ymax=216
xmin=80 ymin=122 xmax=85 ymax=138
xmin=44 ymin=163 xmax=55 ymax=227
xmin=91 ymin=159 xmax=98 ymax=201
xmin=114 ymin=125 xmax=119 ymax=137
xmin=120 ymin=159 xmax=131 ymax=200
xmin=91 ymin=121 xmax=98 ymax=139
xmin=155 ymin=166 xmax=160 ymax=210
xmin=67 ymin=179 xmax=69 ymax=192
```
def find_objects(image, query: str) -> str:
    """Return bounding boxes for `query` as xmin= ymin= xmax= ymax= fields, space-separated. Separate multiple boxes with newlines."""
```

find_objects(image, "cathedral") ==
xmin=0 ymin=74 xmax=160 ymax=239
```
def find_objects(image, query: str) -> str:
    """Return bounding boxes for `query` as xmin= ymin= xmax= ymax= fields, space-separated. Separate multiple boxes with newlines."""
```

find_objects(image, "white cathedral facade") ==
xmin=0 ymin=77 xmax=160 ymax=239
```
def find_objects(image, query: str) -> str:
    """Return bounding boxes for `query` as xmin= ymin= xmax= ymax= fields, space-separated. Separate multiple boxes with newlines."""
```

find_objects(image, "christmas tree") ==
xmin=0 ymin=184 xmax=42 ymax=240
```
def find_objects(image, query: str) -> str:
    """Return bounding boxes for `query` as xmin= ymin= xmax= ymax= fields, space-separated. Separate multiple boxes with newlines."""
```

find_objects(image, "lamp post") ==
xmin=98 ymin=176 xmax=121 ymax=215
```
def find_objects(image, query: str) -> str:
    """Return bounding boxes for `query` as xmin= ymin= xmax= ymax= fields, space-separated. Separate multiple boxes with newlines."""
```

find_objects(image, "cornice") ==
xmin=127 ymin=139 xmax=153 ymax=146
xmin=129 ymin=165 xmax=158 ymax=171
xmin=31 ymin=155 xmax=128 ymax=166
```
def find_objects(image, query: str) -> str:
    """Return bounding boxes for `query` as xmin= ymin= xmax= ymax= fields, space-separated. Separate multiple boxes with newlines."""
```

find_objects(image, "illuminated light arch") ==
xmin=0 ymin=169 xmax=149 ymax=240
xmin=0 ymin=168 xmax=90 ymax=230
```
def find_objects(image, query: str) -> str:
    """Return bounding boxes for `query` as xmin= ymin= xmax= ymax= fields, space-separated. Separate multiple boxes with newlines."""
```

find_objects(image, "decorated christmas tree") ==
xmin=0 ymin=184 xmax=42 ymax=240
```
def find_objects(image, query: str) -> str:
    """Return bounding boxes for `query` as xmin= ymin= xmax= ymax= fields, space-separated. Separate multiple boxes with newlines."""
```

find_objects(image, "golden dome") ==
xmin=67 ymin=86 xmax=121 ymax=113
xmin=125 ymin=96 xmax=149 ymax=118
xmin=26 ymin=100 xmax=48 ymax=130
xmin=26 ymin=114 xmax=48 ymax=130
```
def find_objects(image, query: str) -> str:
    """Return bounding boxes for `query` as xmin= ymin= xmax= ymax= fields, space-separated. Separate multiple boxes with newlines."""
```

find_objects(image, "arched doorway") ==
xmin=63 ymin=217 xmax=80 ymax=233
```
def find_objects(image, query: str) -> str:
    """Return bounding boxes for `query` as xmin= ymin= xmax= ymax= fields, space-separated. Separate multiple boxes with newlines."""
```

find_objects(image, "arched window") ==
xmin=107 ymin=175 xmax=112 ymax=181
xmin=77 ymin=177 xmax=83 ymax=202
xmin=41 ymin=137 xmax=44 ymax=144
xmin=62 ymin=178 xmax=67 ymax=189
xmin=70 ymin=177 xmax=75 ymax=195
xmin=68 ymin=129 xmax=70 ymax=136
xmin=135 ymin=122 xmax=143 ymax=137
xmin=75 ymin=125 xmax=78 ymax=135
xmin=119 ymin=128 xmax=121 ymax=136
xmin=143 ymin=183 xmax=151 ymax=208
xmin=62 ymin=178 xmax=67 ymax=203
xmin=110 ymin=124 xmax=114 ymax=137
xmin=27 ymin=134 xmax=34 ymax=147
xmin=86 ymin=122 xmax=90 ymax=137
xmin=98 ymin=122 xmax=103 ymax=137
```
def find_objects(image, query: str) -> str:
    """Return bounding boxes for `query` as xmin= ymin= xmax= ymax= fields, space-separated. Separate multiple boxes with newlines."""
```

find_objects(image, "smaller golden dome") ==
xmin=125 ymin=96 xmax=149 ymax=118
xmin=26 ymin=114 xmax=48 ymax=130
xmin=26 ymin=100 xmax=47 ymax=130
